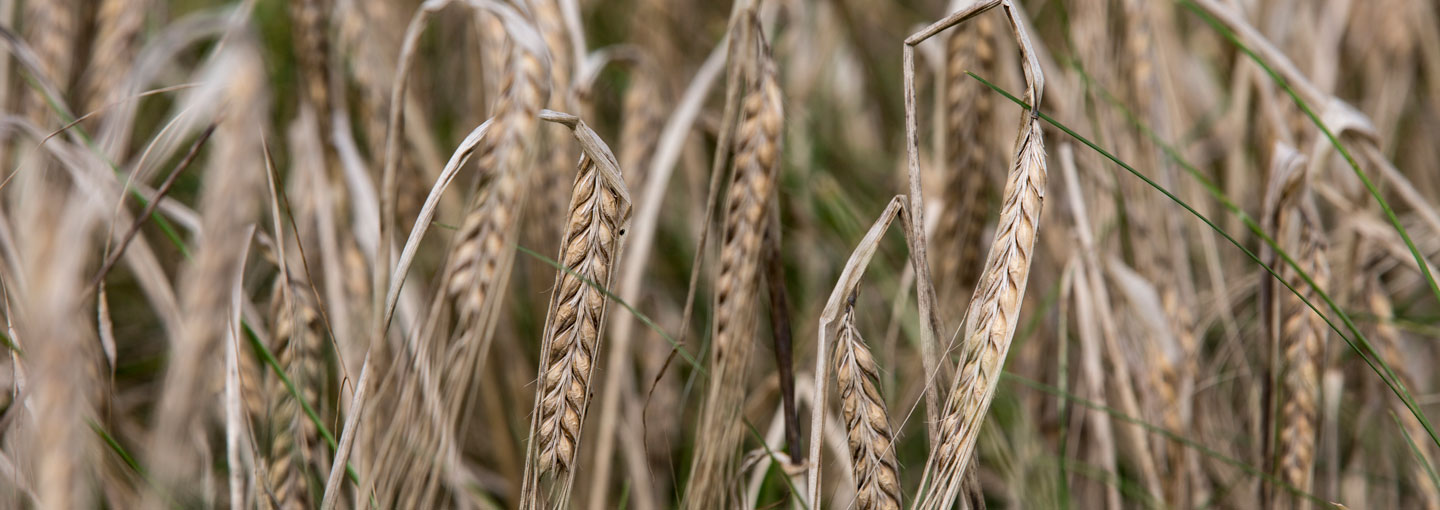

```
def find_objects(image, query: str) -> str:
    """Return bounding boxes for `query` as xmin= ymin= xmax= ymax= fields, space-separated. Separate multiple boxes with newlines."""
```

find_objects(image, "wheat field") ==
xmin=1 ymin=0 xmax=1438 ymax=508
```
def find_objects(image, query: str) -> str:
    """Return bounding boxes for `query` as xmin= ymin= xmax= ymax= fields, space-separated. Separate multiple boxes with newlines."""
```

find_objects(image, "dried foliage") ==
xmin=1 ymin=0 xmax=1438 ymax=508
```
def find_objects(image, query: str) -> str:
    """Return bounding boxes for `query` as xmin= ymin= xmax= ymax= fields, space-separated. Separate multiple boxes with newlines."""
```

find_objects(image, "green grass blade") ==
xmin=1394 ymin=410 xmax=1440 ymax=497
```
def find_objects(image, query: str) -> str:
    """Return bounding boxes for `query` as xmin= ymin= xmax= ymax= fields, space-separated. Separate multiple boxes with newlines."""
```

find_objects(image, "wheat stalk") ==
xmin=805 ymin=196 xmax=913 ymax=507
xmin=20 ymin=177 xmax=104 ymax=510
xmin=533 ymin=169 xmax=619 ymax=470
xmin=1273 ymin=212 xmax=1329 ymax=510
xmin=82 ymin=0 xmax=149 ymax=114
xmin=618 ymin=58 xmax=666 ymax=190
xmin=19 ymin=0 xmax=77 ymax=126
xmin=1272 ymin=219 xmax=1328 ymax=510
xmin=525 ymin=0 xmax=580 ymax=310
xmin=582 ymin=39 xmax=729 ymax=510
xmin=435 ymin=18 xmax=550 ymax=375
xmin=833 ymin=292 xmax=902 ymax=510
xmin=682 ymin=34 xmax=783 ymax=509
xmin=362 ymin=7 xmax=550 ymax=505
xmin=921 ymin=106 xmax=1045 ymax=508
xmin=290 ymin=0 xmax=334 ymax=126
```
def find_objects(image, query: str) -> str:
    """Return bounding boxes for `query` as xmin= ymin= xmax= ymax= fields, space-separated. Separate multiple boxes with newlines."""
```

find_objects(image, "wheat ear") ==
xmin=682 ymin=34 xmax=783 ymax=509
xmin=443 ymin=45 xmax=549 ymax=340
xmin=1259 ymin=143 xmax=1328 ymax=510
xmin=520 ymin=114 xmax=633 ymax=508
xmin=802 ymin=195 xmax=904 ymax=507
xmin=1274 ymin=207 xmax=1329 ymax=510
xmin=266 ymin=278 xmax=326 ymax=509
xmin=1362 ymin=258 xmax=1440 ymax=508
xmin=618 ymin=57 xmax=666 ymax=189
xmin=907 ymin=2 xmax=1047 ymax=507
xmin=936 ymin=7 xmax=997 ymax=308
xmin=834 ymin=291 xmax=902 ymax=510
